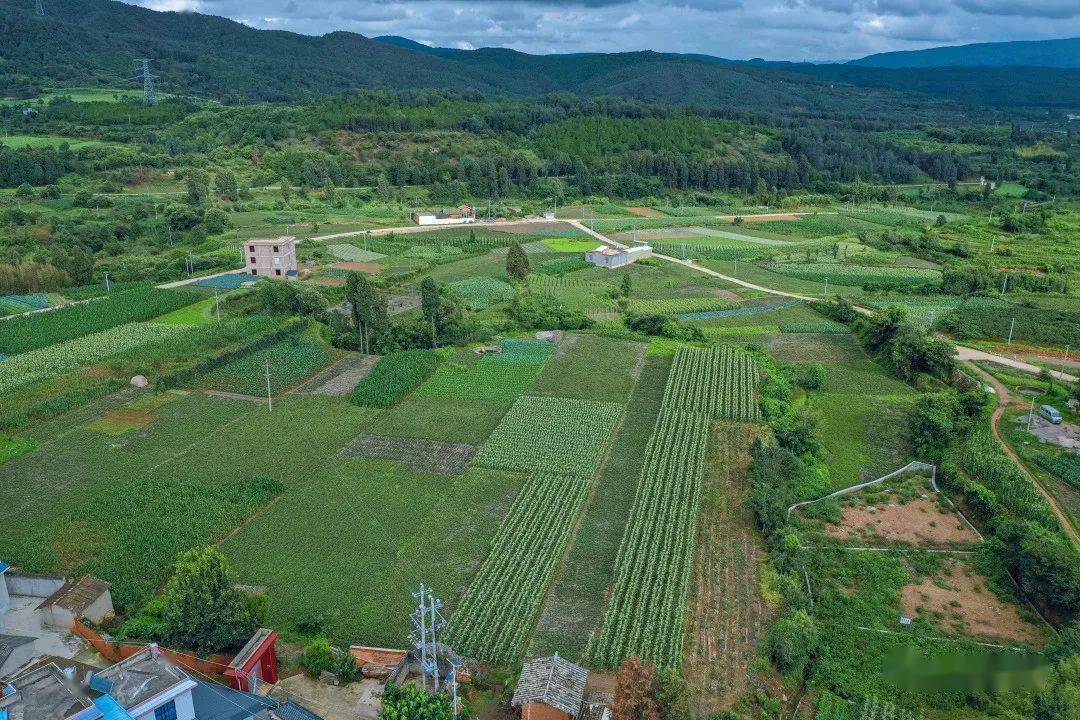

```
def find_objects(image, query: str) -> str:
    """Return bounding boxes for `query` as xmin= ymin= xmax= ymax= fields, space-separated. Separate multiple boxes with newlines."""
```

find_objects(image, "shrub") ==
xmin=301 ymin=638 xmax=335 ymax=677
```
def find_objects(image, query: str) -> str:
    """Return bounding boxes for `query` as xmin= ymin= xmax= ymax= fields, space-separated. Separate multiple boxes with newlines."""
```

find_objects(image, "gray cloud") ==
xmin=123 ymin=0 xmax=1080 ymax=61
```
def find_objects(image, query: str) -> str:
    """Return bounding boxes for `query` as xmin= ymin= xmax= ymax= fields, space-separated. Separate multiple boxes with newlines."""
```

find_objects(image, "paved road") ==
xmin=964 ymin=361 xmax=1080 ymax=549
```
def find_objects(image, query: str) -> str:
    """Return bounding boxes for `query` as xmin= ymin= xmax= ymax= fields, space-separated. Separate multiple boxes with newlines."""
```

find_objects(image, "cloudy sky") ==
xmin=122 ymin=0 xmax=1080 ymax=61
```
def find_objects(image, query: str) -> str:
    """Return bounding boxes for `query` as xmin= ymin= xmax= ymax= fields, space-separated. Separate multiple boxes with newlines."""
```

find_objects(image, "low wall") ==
xmin=6 ymin=571 xmax=65 ymax=598
xmin=72 ymin=619 xmax=232 ymax=677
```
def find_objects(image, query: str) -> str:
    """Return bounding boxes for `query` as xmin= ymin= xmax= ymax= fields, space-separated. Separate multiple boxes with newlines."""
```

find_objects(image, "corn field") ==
xmin=446 ymin=473 xmax=590 ymax=663
xmin=664 ymin=346 xmax=761 ymax=421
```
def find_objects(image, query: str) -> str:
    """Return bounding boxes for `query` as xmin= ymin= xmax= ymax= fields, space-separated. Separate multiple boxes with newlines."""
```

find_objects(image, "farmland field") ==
xmin=590 ymin=346 xmax=755 ymax=669
xmin=684 ymin=421 xmax=770 ymax=713
xmin=446 ymin=473 xmax=591 ymax=662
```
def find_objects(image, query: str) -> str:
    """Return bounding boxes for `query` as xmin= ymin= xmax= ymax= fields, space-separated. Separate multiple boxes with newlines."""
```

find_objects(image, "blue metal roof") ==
xmin=0 ymin=561 xmax=9 ymax=574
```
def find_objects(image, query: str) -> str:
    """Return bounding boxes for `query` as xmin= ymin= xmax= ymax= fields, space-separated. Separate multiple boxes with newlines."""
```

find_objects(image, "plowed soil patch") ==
xmin=901 ymin=560 xmax=1045 ymax=648
xmin=826 ymin=497 xmax=980 ymax=548
xmin=627 ymin=206 xmax=663 ymax=217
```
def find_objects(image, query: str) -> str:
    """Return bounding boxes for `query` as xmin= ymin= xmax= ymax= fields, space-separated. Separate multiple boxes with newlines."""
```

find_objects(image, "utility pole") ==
xmin=36 ymin=0 xmax=45 ymax=17
xmin=733 ymin=259 xmax=738 ymax=275
xmin=103 ymin=271 xmax=111 ymax=293
xmin=1007 ymin=317 xmax=1016 ymax=346
xmin=1026 ymin=394 xmax=1036 ymax=432
xmin=1000 ymin=274 xmax=1009 ymax=296
xmin=928 ymin=309 xmax=935 ymax=329
xmin=214 ymin=289 xmax=221 ymax=321
xmin=823 ymin=277 xmax=829 ymax=296
xmin=133 ymin=59 xmax=157 ymax=105
xmin=265 ymin=359 xmax=273 ymax=412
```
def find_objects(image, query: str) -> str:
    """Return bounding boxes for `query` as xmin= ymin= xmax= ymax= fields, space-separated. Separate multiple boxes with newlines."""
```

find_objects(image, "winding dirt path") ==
xmin=964 ymin=362 xmax=1080 ymax=549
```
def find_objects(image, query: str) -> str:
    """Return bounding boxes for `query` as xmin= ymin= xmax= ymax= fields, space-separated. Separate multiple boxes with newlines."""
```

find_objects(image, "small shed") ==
xmin=512 ymin=654 xmax=588 ymax=720
xmin=584 ymin=245 xmax=651 ymax=269
xmin=37 ymin=575 xmax=113 ymax=628
xmin=0 ymin=633 xmax=36 ymax=677
xmin=224 ymin=628 xmax=279 ymax=692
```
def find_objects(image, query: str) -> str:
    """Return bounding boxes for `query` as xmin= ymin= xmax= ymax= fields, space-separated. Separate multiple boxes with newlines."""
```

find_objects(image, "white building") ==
xmin=585 ymin=244 xmax=652 ymax=269
xmin=412 ymin=204 xmax=475 ymax=226
xmin=244 ymin=236 xmax=298 ymax=279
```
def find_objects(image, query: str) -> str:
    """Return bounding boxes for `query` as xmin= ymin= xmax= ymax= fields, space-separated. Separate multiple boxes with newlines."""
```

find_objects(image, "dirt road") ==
xmin=955 ymin=345 xmax=1077 ymax=383
xmin=964 ymin=362 xmax=1080 ymax=549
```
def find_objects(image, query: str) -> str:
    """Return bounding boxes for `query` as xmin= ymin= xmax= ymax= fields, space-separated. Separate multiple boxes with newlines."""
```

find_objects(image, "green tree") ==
xmin=161 ymin=546 xmax=256 ymax=653
xmin=796 ymin=363 xmax=826 ymax=390
xmin=620 ymin=271 xmax=632 ymax=298
xmin=379 ymin=682 xmax=453 ymax=720
xmin=185 ymin=170 xmax=209 ymax=206
xmin=506 ymin=241 xmax=530 ymax=282
xmin=344 ymin=271 xmax=388 ymax=354
xmin=280 ymin=178 xmax=292 ymax=203
xmin=765 ymin=609 xmax=817 ymax=677
xmin=654 ymin=669 xmax=690 ymax=720
xmin=215 ymin=171 xmax=239 ymax=202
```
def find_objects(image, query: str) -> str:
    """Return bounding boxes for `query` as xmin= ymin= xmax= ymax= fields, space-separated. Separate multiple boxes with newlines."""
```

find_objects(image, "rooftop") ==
xmin=37 ymin=576 xmax=110 ymax=615
xmin=227 ymin=628 xmax=275 ymax=673
xmin=190 ymin=679 xmax=276 ymax=720
xmin=0 ymin=561 xmax=9 ymax=574
xmin=247 ymin=236 xmax=297 ymax=245
xmin=0 ymin=634 xmax=35 ymax=670
xmin=512 ymin=655 xmax=587 ymax=717
xmin=96 ymin=647 xmax=192 ymax=710
xmin=0 ymin=662 xmax=94 ymax=720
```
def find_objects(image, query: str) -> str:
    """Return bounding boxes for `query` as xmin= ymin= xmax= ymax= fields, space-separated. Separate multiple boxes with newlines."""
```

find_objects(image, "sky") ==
xmin=122 ymin=0 xmax=1080 ymax=61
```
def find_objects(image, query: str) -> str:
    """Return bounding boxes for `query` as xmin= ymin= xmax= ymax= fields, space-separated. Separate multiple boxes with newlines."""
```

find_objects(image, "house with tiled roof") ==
xmin=511 ymin=655 xmax=587 ymax=720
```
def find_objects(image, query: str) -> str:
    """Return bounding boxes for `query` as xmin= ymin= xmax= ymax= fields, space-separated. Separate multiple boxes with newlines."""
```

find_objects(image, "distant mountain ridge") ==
xmin=849 ymin=37 xmax=1080 ymax=69
xmin=1 ymin=1 xmax=1077 ymax=111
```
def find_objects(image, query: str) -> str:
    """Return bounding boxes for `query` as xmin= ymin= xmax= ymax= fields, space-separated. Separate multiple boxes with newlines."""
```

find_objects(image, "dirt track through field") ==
xmin=964 ymin=362 xmax=1080 ymax=549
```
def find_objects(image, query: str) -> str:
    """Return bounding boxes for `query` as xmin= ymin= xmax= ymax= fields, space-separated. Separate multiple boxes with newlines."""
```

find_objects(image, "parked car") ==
xmin=1039 ymin=405 xmax=1063 ymax=424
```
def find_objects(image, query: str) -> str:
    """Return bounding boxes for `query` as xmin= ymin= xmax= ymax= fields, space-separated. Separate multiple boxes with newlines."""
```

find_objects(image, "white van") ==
xmin=1039 ymin=405 xmax=1062 ymax=424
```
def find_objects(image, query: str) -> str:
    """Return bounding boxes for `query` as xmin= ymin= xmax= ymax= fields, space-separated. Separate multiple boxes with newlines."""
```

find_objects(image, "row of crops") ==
xmin=0 ymin=292 xmax=51 ymax=316
xmin=0 ymin=322 xmax=189 ymax=394
xmin=0 ymin=286 xmax=202 ymax=355
xmin=589 ymin=346 xmax=760 ymax=669
xmin=446 ymin=473 xmax=590 ymax=663
xmin=763 ymin=262 xmax=941 ymax=288
xmin=663 ymin=346 xmax=761 ymax=421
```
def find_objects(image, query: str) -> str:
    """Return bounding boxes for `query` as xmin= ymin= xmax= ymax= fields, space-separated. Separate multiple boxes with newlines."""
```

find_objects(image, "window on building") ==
xmin=154 ymin=700 xmax=178 ymax=720
xmin=273 ymin=245 xmax=279 ymax=253
xmin=251 ymin=269 xmax=258 ymax=276
xmin=248 ymin=245 xmax=255 ymax=252
xmin=249 ymin=257 xmax=256 ymax=265
xmin=275 ymin=269 xmax=282 ymax=276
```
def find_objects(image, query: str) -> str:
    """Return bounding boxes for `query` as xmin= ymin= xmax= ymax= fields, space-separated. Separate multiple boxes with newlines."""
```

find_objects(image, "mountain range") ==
xmin=1 ymin=0 xmax=1077 ymax=111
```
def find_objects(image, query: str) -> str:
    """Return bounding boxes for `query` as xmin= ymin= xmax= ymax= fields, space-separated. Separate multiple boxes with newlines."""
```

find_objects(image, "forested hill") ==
xmin=1 ymin=0 xmax=1077 ymax=112
xmin=850 ymin=37 xmax=1080 ymax=69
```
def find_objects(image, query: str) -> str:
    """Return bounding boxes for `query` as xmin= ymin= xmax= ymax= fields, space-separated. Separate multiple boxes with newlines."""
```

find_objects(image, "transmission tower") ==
xmin=133 ymin=59 xmax=158 ymax=105
xmin=409 ymin=584 xmax=446 ymax=693
xmin=36 ymin=0 xmax=45 ymax=17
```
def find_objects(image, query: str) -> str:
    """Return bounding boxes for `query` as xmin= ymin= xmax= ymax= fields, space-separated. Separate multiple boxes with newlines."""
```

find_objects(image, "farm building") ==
xmin=512 ymin=654 xmax=588 ymax=720
xmin=245 ymin=236 xmax=298 ymax=278
xmin=37 ymin=575 xmax=113 ymax=629
xmin=412 ymin=205 xmax=476 ymax=226
xmin=0 ymin=647 xmax=322 ymax=720
xmin=223 ymin=627 xmax=279 ymax=692
xmin=585 ymin=244 xmax=652 ymax=269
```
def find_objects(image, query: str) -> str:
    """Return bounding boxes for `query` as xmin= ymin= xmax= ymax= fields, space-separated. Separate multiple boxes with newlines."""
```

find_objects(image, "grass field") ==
xmin=0 ymin=134 xmax=120 ymax=149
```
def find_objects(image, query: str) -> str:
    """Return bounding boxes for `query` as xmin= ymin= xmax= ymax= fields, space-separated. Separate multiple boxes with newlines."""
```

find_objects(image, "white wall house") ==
xmin=412 ymin=204 xmax=476 ymax=226
xmin=585 ymin=244 xmax=652 ymax=269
